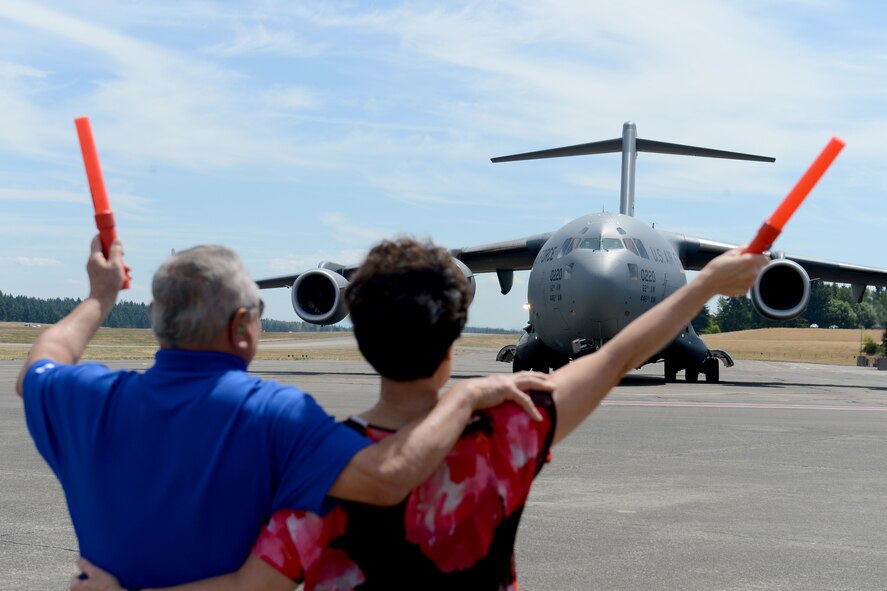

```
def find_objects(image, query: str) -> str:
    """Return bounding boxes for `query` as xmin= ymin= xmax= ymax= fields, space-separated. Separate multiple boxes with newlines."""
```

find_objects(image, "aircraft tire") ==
xmin=664 ymin=359 xmax=678 ymax=383
xmin=685 ymin=369 xmax=699 ymax=383
xmin=512 ymin=357 xmax=528 ymax=373
xmin=703 ymin=358 xmax=720 ymax=383
xmin=550 ymin=358 xmax=568 ymax=371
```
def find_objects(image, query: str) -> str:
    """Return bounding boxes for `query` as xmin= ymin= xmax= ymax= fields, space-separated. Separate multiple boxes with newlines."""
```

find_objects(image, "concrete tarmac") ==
xmin=2 ymin=351 xmax=886 ymax=590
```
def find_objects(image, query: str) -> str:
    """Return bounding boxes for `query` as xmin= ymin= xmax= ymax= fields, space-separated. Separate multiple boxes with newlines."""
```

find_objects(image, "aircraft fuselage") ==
xmin=529 ymin=212 xmax=686 ymax=357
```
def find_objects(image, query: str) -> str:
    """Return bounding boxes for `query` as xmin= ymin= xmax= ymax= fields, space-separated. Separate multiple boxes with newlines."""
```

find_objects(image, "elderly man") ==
xmin=16 ymin=236 xmax=547 ymax=589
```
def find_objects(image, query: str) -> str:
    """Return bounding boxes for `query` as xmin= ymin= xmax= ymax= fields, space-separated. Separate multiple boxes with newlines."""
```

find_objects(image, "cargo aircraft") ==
xmin=258 ymin=122 xmax=887 ymax=382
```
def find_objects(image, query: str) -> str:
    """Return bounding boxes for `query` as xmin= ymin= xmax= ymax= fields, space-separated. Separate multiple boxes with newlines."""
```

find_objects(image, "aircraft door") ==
xmin=533 ymin=262 xmax=572 ymax=353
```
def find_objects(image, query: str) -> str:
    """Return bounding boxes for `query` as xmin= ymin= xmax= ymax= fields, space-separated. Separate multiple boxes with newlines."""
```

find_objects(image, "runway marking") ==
xmin=602 ymin=400 xmax=887 ymax=412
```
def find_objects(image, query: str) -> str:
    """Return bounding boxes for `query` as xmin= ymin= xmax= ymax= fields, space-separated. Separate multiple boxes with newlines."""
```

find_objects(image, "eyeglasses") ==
xmin=250 ymin=298 xmax=265 ymax=319
xmin=229 ymin=298 xmax=265 ymax=323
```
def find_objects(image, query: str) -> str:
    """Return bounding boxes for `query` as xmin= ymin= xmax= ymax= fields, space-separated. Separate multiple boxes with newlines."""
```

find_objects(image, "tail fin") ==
xmin=492 ymin=122 xmax=774 ymax=216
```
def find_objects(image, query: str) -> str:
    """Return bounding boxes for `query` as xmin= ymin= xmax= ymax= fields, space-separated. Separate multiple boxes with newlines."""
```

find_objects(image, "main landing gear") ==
xmin=664 ymin=356 xmax=721 ymax=383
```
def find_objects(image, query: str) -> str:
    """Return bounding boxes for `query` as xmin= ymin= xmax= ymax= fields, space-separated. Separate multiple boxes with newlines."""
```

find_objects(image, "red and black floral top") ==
xmin=252 ymin=391 xmax=556 ymax=590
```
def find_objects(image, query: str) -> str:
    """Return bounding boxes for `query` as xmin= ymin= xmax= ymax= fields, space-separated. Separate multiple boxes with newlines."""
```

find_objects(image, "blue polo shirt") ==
xmin=23 ymin=349 xmax=370 ymax=589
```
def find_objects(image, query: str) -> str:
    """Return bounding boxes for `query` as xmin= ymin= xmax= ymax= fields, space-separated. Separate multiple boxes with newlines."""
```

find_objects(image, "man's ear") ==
xmin=228 ymin=308 xmax=250 ymax=350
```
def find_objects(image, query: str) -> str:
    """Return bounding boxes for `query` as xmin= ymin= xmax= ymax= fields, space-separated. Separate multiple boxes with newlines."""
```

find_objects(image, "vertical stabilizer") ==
xmin=620 ymin=122 xmax=637 ymax=216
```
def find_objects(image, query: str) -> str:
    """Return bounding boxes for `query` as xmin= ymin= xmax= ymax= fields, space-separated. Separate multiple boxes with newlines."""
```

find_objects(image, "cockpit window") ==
xmin=578 ymin=235 xmax=601 ymax=251
xmin=602 ymin=237 xmax=624 ymax=250
xmin=632 ymin=238 xmax=650 ymax=260
xmin=623 ymin=238 xmax=639 ymax=256
xmin=616 ymin=227 xmax=627 ymax=235
xmin=559 ymin=237 xmax=581 ymax=258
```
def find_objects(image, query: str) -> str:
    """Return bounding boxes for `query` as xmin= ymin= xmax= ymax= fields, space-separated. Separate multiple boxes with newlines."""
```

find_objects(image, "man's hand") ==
xmin=446 ymin=371 xmax=552 ymax=421
xmin=696 ymin=247 xmax=768 ymax=297
xmin=88 ymin=235 xmax=127 ymax=305
xmin=327 ymin=371 xmax=553 ymax=506
xmin=69 ymin=558 xmax=123 ymax=591
xmin=15 ymin=236 xmax=127 ymax=396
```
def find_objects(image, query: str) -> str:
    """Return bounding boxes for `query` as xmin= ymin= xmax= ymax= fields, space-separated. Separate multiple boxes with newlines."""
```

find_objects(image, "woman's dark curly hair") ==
xmin=345 ymin=237 xmax=472 ymax=382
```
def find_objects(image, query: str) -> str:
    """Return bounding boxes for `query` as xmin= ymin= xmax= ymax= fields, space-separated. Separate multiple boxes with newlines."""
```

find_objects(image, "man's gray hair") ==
xmin=151 ymin=245 xmax=259 ymax=348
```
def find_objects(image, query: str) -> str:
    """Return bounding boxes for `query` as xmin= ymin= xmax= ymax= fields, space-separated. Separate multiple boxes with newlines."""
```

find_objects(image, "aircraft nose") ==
xmin=568 ymin=253 xmax=627 ymax=324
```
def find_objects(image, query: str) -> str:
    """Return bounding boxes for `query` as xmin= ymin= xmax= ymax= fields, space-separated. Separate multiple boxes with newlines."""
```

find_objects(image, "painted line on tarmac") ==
xmin=602 ymin=400 xmax=887 ymax=412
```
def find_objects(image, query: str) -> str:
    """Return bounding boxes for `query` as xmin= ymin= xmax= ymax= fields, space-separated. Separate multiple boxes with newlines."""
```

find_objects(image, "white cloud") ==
xmin=0 ymin=187 xmax=152 ymax=224
xmin=0 ymin=187 xmax=83 ymax=203
xmin=0 ymin=60 xmax=46 ymax=80
xmin=319 ymin=211 xmax=394 ymax=245
xmin=0 ymin=60 xmax=55 ymax=156
xmin=265 ymin=247 xmax=368 ymax=274
xmin=259 ymin=85 xmax=319 ymax=111
xmin=204 ymin=25 xmax=324 ymax=58
xmin=292 ymin=1 xmax=881 ymax=165
xmin=14 ymin=256 xmax=61 ymax=266
xmin=0 ymin=1 xmax=315 ymax=170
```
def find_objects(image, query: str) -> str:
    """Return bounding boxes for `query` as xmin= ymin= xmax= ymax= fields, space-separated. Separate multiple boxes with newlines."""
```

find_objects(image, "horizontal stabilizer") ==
xmin=492 ymin=138 xmax=624 ymax=162
xmin=636 ymin=139 xmax=774 ymax=162
xmin=492 ymin=138 xmax=774 ymax=163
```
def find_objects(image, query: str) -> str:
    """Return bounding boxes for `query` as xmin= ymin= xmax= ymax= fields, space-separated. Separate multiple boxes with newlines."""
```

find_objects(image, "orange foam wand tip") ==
xmin=75 ymin=117 xmax=111 ymax=214
xmin=745 ymin=136 xmax=845 ymax=254
xmin=74 ymin=116 xmax=131 ymax=289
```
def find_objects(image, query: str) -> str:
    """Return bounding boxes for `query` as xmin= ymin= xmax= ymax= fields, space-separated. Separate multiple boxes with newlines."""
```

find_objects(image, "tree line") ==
xmin=693 ymin=283 xmax=887 ymax=355
xmin=0 ymin=291 xmax=152 ymax=328
xmin=260 ymin=318 xmax=349 ymax=333
xmin=692 ymin=283 xmax=887 ymax=334
xmin=5 ymin=283 xmax=887 ymax=343
xmin=0 ymin=291 xmax=341 ymax=332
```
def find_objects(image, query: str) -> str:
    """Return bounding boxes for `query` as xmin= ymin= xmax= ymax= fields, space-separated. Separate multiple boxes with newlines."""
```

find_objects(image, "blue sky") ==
xmin=2 ymin=1 xmax=886 ymax=329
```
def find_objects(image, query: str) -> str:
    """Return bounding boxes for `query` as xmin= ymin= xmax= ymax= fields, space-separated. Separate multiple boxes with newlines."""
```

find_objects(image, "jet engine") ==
xmin=451 ymin=258 xmax=477 ymax=300
xmin=290 ymin=257 xmax=476 ymax=326
xmin=291 ymin=268 xmax=349 ymax=325
xmin=749 ymin=259 xmax=811 ymax=321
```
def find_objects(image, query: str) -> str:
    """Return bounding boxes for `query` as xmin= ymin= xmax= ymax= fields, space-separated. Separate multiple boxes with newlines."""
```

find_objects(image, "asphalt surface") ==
xmin=2 ymin=350 xmax=886 ymax=590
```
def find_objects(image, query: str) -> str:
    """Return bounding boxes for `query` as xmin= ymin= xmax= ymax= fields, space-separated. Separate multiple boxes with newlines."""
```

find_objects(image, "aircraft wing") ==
xmin=256 ymin=232 xmax=552 ymax=291
xmin=256 ymin=274 xmax=300 ymax=289
xmin=256 ymin=263 xmax=360 ymax=289
xmin=661 ymin=231 xmax=887 ymax=289
xmin=450 ymin=233 xmax=552 ymax=273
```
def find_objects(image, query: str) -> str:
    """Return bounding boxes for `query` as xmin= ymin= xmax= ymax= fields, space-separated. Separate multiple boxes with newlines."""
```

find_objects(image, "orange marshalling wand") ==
xmin=745 ymin=136 xmax=845 ymax=254
xmin=75 ymin=116 xmax=131 ymax=288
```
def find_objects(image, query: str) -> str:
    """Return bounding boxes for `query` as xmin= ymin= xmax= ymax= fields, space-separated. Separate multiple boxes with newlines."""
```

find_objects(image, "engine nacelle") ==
xmin=451 ymin=258 xmax=477 ymax=300
xmin=750 ymin=259 xmax=811 ymax=320
xmin=292 ymin=258 xmax=474 ymax=325
xmin=292 ymin=268 xmax=349 ymax=325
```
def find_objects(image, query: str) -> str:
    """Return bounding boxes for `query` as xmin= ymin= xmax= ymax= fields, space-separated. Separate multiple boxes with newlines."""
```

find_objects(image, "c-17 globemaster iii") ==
xmin=258 ymin=122 xmax=887 ymax=383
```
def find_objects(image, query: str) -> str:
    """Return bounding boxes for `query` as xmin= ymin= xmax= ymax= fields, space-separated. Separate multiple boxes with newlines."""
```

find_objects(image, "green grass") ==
xmin=4 ymin=322 xmax=878 ymax=366
xmin=0 ymin=323 xmax=519 ymax=362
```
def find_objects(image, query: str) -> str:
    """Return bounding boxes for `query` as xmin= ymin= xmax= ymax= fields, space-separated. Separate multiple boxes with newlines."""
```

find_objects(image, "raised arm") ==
xmin=326 ymin=371 xmax=550 ymax=505
xmin=16 ymin=236 xmax=125 ymax=397
xmin=548 ymin=248 xmax=767 ymax=445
